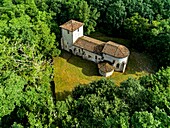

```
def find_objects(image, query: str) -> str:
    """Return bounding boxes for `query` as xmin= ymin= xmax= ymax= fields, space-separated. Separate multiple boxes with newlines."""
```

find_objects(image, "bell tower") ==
xmin=60 ymin=20 xmax=84 ymax=51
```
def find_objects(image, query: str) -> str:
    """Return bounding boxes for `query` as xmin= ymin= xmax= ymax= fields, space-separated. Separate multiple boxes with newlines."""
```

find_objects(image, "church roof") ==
xmin=73 ymin=36 xmax=105 ymax=54
xmin=59 ymin=20 xmax=83 ymax=32
xmin=102 ymin=41 xmax=130 ymax=58
xmin=73 ymin=37 xmax=129 ymax=58
xmin=98 ymin=62 xmax=114 ymax=73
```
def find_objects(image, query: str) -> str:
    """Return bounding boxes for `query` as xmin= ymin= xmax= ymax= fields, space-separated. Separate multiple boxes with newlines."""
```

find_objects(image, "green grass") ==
xmin=54 ymin=51 xmax=101 ymax=93
xmin=54 ymin=32 xmax=157 ymax=98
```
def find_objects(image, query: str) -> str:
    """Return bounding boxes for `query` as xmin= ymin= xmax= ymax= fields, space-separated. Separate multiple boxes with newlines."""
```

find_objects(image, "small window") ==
xmin=74 ymin=48 xmax=76 ymax=52
xmin=113 ymin=60 xmax=115 ymax=64
xmin=88 ymin=55 xmax=91 ymax=58
xmin=79 ymin=49 xmax=81 ymax=53
xmin=116 ymin=63 xmax=120 ymax=68
xmin=95 ymin=56 xmax=97 ymax=59
xmin=67 ymin=30 xmax=69 ymax=34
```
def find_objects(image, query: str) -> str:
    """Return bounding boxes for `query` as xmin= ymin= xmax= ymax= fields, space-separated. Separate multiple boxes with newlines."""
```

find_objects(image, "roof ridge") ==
xmin=81 ymin=36 xmax=105 ymax=45
xmin=60 ymin=19 xmax=83 ymax=32
xmin=107 ymin=42 xmax=125 ymax=57
xmin=106 ymin=42 xmax=119 ymax=56
xmin=114 ymin=46 xmax=119 ymax=56
xmin=98 ymin=62 xmax=114 ymax=72
xmin=117 ymin=45 xmax=125 ymax=56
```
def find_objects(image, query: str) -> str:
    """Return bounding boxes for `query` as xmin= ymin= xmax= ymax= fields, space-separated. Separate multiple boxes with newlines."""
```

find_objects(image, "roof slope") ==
xmin=98 ymin=62 xmax=114 ymax=73
xmin=73 ymin=36 xmax=105 ymax=54
xmin=59 ymin=20 xmax=83 ymax=32
xmin=102 ymin=41 xmax=130 ymax=58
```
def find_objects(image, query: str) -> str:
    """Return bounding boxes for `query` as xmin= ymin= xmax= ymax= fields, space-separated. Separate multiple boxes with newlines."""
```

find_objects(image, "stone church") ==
xmin=60 ymin=20 xmax=130 ymax=77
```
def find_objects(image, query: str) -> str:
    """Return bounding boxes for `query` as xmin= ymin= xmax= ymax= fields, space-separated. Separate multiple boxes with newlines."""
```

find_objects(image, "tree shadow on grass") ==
xmin=55 ymin=91 xmax=72 ymax=101
xmin=60 ymin=50 xmax=99 ymax=76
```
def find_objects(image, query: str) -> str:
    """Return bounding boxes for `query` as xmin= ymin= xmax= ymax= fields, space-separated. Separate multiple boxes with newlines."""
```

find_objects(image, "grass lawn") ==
xmin=54 ymin=51 xmax=101 ymax=92
xmin=54 ymin=32 xmax=157 ymax=99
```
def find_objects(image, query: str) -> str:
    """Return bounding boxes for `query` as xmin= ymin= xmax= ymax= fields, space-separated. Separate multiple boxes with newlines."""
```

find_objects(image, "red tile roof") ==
xmin=102 ymin=41 xmax=130 ymax=58
xmin=73 ymin=36 xmax=105 ymax=54
xmin=59 ymin=20 xmax=83 ymax=32
xmin=98 ymin=62 xmax=114 ymax=73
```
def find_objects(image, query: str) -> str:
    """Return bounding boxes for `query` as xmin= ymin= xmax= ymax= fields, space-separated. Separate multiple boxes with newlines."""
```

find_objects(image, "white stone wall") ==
xmin=99 ymin=70 xmax=114 ymax=77
xmin=61 ymin=29 xmax=73 ymax=48
xmin=103 ymin=54 xmax=129 ymax=72
xmin=71 ymin=46 xmax=83 ymax=56
xmin=61 ymin=37 xmax=70 ymax=51
xmin=73 ymin=26 xmax=83 ymax=43
xmin=82 ymin=50 xmax=102 ymax=63
xmin=70 ymin=46 xmax=103 ymax=63
xmin=71 ymin=46 xmax=129 ymax=73
xmin=105 ymin=70 xmax=114 ymax=77
xmin=61 ymin=26 xmax=83 ymax=52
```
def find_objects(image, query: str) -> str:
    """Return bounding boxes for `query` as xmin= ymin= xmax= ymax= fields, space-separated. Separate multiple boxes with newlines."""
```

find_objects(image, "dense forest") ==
xmin=0 ymin=0 xmax=169 ymax=127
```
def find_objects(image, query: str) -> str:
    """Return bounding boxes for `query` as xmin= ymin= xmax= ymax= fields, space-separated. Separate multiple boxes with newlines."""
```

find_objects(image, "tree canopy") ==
xmin=0 ymin=0 xmax=59 ymax=127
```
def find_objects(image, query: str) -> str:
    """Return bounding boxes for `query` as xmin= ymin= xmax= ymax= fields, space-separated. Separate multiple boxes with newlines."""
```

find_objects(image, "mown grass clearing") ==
xmin=54 ymin=51 xmax=101 ymax=93
xmin=54 ymin=32 xmax=157 ymax=99
xmin=54 ymin=51 xmax=155 ymax=92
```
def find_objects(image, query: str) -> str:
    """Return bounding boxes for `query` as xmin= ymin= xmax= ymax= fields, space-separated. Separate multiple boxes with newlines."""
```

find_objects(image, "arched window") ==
xmin=122 ymin=62 xmax=125 ymax=67
xmin=88 ymin=55 xmax=92 ymax=58
xmin=69 ymin=49 xmax=72 ymax=53
xmin=116 ymin=63 xmax=120 ymax=69
xmin=74 ymin=48 xmax=76 ymax=53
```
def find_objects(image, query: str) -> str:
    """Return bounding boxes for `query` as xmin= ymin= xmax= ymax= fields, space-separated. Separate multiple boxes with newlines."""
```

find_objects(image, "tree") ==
xmin=124 ymin=13 xmax=149 ymax=49
xmin=0 ymin=0 xmax=59 ymax=127
xmin=0 ymin=72 xmax=26 ymax=118
xmin=70 ymin=0 xmax=100 ymax=34
xmin=131 ymin=111 xmax=159 ymax=128
xmin=144 ymin=19 xmax=170 ymax=67
xmin=153 ymin=107 xmax=170 ymax=127
xmin=56 ymin=79 xmax=130 ymax=127
xmin=50 ymin=0 xmax=100 ymax=35
xmin=106 ymin=0 xmax=127 ymax=32
xmin=115 ymin=78 xmax=149 ymax=114
xmin=140 ymin=67 xmax=170 ymax=114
